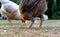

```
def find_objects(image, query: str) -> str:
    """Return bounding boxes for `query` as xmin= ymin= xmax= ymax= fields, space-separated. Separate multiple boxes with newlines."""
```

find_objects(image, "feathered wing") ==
xmin=21 ymin=0 xmax=40 ymax=13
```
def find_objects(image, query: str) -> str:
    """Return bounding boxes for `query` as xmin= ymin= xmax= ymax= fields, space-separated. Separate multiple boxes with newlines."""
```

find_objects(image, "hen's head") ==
xmin=21 ymin=19 xmax=26 ymax=23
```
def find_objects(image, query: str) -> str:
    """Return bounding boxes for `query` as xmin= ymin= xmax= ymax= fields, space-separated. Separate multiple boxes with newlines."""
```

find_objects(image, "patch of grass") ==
xmin=0 ymin=20 xmax=26 ymax=29
xmin=0 ymin=20 xmax=25 ymax=25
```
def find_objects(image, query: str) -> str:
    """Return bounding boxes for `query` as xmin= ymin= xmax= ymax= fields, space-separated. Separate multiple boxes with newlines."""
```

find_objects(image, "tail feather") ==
xmin=43 ymin=14 xmax=48 ymax=20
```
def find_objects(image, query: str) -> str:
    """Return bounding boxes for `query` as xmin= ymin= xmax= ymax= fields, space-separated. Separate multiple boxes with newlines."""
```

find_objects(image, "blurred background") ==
xmin=0 ymin=0 xmax=60 ymax=20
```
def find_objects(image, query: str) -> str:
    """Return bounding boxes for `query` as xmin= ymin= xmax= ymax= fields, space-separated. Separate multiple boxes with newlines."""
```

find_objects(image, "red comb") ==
xmin=21 ymin=19 xmax=26 ymax=23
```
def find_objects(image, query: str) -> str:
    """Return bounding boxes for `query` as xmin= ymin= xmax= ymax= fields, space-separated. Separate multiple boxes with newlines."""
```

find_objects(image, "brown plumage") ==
xmin=19 ymin=0 xmax=47 ymax=29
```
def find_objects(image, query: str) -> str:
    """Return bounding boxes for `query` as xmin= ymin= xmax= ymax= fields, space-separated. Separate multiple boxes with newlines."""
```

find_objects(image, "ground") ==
xmin=0 ymin=20 xmax=60 ymax=37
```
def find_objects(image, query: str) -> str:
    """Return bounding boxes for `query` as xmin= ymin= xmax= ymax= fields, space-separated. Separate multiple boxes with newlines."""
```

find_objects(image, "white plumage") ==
xmin=43 ymin=14 xmax=48 ymax=20
xmin=0 ymin=0 xmax=24 ymax=23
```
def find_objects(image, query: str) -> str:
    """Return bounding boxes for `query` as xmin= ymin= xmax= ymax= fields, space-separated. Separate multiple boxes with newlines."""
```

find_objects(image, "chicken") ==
xmin=19 ymin=0 xmax=48 ymax=29
xmin=0 ymin=0 xmax=26 ymax=24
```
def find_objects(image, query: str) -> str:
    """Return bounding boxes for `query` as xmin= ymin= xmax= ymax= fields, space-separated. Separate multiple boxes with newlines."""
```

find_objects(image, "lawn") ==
xmin=0 ymin=20 xmax=60 ymax=37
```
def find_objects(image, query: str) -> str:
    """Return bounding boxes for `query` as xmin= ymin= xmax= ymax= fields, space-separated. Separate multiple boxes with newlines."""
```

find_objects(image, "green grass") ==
xmin=0 ymin=20 xmax=26 ymax=26
xmin=0 ymin=20 xmax=21 ymax=25
xmin=0 ymin=20 xmax=26 ymax=29
xmin=0 ymin=20 xmax=60 ymax=37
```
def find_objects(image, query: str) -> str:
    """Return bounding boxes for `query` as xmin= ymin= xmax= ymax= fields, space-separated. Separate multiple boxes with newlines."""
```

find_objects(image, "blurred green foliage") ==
xmin=16 ymin=0 xmax=21 ymax=5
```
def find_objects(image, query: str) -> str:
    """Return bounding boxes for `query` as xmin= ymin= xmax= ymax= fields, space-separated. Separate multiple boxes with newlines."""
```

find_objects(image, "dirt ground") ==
xmin=0 ymin=20 xmax=60 ymax=37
